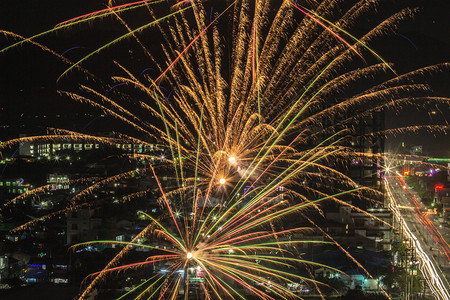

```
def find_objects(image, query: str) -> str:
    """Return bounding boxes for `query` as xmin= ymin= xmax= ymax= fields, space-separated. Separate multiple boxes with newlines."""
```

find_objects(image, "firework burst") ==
xmin=1 ymin=0 xmax=449 ymax=299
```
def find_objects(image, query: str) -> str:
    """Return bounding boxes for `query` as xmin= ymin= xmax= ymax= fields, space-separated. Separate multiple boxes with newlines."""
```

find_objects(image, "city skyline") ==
xmin=0 ymin=1 xmax=449 ymax=299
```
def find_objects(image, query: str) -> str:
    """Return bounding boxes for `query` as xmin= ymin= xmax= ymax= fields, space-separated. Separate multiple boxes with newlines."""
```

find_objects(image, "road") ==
xmin=385 ymin=173 xmax=450 ymax=299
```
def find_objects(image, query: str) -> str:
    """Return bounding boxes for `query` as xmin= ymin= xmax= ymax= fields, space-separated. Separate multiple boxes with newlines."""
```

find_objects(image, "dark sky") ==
xmin=0 ymin=0 xmax=449 ymax=155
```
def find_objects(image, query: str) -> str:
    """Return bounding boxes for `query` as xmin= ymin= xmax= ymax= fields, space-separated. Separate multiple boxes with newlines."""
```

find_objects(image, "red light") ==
xmin=435 ymin=184 xmax=444 ymax=190
xmin=403 ymin=171 xmax=409 ymax=176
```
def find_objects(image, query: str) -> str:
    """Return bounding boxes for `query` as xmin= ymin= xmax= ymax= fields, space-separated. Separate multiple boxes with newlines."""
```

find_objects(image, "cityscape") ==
xmin=0 ymin=0 xmax=449 ymax=299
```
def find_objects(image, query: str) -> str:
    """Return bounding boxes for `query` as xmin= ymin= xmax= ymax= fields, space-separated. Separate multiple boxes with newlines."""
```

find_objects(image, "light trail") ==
xmin=2 ymin=1 xmax=450 ymax=298
xmin=385 ymin=175 xmax=450 ymax=300
xmin=394 ymin=176 xmax=450 ymax=263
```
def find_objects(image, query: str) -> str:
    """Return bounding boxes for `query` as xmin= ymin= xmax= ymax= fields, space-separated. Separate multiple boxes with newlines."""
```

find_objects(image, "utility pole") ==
xmin=421 ymin=278 xmax=426 ymax=298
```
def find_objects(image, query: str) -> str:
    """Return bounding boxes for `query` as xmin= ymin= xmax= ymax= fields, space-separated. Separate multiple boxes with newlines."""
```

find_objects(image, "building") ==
xmin=66 ymin=208 xmax=102 ymax=245
xmin=434 ymin=183 xmax=450 ymax=222
xmin=0 ymin=178 xmax=31 ymax=200
xmin=18 ymin=137 xmax=162 ymax=158
xmin=47 ymin=174 xmax=70 ymax=190
xmin=326 ymin=206 xmax=392 ymax=252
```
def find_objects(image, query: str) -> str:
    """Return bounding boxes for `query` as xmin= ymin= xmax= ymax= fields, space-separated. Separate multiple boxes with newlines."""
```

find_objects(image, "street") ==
xmin=385 ymin=173 xmax=450 ymax=299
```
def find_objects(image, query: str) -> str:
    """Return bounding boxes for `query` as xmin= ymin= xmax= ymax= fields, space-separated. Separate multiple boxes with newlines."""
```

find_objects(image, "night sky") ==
xmin=1 ymin=0 xmax=449 ymax=155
